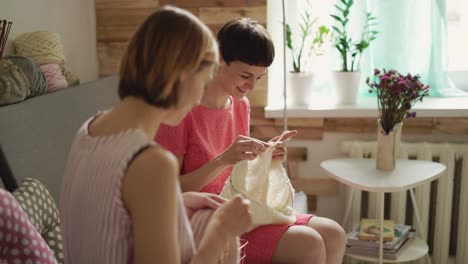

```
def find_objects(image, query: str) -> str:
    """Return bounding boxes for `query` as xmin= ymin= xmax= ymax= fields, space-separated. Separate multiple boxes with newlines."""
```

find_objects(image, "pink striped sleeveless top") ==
xmin=59 ymin=116 xmax=196 ymax=264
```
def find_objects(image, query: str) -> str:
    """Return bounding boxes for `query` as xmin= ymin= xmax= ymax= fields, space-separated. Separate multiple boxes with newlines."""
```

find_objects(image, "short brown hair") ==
xmin=217 ymin=18 xmax=274 ymax=67
xmin=119 ymin=6 xmax=217 ymax=108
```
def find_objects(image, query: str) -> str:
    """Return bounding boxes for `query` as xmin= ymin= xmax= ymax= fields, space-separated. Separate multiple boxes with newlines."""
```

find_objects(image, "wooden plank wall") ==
xmin=96 ymin=0 xmax=267 ymax=106
xmin=95 ymin=1 xmax=468 ymax=211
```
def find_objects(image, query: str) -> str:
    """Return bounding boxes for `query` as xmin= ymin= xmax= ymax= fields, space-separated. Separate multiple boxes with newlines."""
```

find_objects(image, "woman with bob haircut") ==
xmin=60 ymin=6 xmax=252 ymax=264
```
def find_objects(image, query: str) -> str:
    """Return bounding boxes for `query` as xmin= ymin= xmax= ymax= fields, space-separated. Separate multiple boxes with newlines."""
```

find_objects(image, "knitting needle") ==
xmin=0 ymin=20 xmax=5 ymax=57
xmin=1 ymin=21 xmax=12 ymax=58
xmin=3 ymin=22 xmax=12 ymax=53
xmin=1 ymin=20 xmax=7 ymax=57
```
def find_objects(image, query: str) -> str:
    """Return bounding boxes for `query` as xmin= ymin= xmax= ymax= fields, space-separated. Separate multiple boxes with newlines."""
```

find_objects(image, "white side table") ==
xmin=321 ymin=158 xmax=446 ymax=264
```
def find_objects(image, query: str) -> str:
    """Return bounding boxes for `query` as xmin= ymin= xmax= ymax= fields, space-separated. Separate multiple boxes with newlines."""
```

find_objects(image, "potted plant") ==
xmin=285 ymin=0 xmax=330 ymax=106
xmin=330 ymin=0 xmax=378 ymax=105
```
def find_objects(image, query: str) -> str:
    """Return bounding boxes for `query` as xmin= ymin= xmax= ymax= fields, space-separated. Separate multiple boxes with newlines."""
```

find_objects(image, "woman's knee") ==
xmin=308 ymin=217 xmax=347 ymax=248
xmin=273 ymin=226 xmax=326 ymax=264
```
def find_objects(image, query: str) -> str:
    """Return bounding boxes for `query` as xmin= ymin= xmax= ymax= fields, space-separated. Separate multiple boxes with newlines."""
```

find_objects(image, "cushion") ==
xmin=0 ymin=188 xmax=56 ymax=263
xmin=12 ymin=179 xmax=63 ymax=263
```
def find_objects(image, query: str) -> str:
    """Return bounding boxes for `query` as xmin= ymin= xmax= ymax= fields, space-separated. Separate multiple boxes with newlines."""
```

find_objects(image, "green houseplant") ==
xmin=330 ymin=0 xmax=378 ymax=72
xmin=285 ymin=0 xmax=330 ymax=106
xmin=329 ymin=0 xmax=378 ymax=105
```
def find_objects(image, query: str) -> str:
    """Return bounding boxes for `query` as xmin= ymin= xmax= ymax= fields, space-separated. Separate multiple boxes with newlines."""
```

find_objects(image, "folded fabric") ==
xmin=220 ymin=146 xmax=296 ymax=230
xmin=0 ymin=59 xmax=30 ymax=105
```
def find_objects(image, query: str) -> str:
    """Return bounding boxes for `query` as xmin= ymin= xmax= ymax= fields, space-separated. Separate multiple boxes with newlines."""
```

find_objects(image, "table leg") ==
xmin=379 ymin=192 xmax=384 ymax=264
xmin=409 ymin=188 xmax=432 ymax=264
xmin=342 ymin=188 xmax=354 ymax=229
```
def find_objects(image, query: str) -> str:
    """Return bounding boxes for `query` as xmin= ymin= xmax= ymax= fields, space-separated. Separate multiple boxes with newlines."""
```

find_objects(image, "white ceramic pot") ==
xmin=331 ymin=71 xmax=361 ymax=105
xmin=286 ymin=72 xmax=315 ymax=106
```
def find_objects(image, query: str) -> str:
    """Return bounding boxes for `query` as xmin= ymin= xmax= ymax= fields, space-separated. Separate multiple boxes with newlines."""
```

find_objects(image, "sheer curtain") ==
xmin=267 ymin=0 xmax=466 ymax=106
xmin=360 ymin=0 xmax=466 ymax=97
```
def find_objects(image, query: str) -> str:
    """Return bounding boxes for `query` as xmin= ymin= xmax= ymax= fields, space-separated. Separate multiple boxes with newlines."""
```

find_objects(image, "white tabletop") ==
xmin=320 ymin=159 xmax=446 ymax=192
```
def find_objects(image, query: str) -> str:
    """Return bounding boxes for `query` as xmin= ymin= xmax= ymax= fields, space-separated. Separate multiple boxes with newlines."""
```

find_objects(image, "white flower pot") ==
xmin=286 ymin=72 xmax=315 ymax=106
xmin=331 ymin=71 xmax=361 ymax=105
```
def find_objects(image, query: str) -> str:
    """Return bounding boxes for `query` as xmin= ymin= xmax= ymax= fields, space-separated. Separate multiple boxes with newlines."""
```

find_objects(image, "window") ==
xmin=267 ymin=0 xmax=468 ymax=107
xmin=447 ymin=0 xmax=468 ymax=92
xmin=447 ymin=0 xmax=468 ymax=71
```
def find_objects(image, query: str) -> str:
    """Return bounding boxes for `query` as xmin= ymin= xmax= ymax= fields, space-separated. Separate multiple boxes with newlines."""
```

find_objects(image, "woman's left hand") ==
xmin=269 ymin=130 xmax=298 ymax=160
xmin=182 ymin=192 xmax=228 ymax=219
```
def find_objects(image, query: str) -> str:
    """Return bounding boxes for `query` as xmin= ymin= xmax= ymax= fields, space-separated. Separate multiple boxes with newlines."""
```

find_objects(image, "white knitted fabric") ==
xmin=221 ymin=147 xmax=296 ymax=230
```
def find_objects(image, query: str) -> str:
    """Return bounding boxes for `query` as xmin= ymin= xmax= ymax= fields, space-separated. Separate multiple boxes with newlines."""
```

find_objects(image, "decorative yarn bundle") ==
xmin=62 ymin=67 xmax=80 ymax=87
xmin=0 ymin=59 xmax=30 ymax=104
xmin=5 ymin=55 xmax=47 ymax=97
xmin=39 ymin=64 xmax=68 ymax=93
xmin=14 ymin=31 xmax=65 ymax=65
xmin=13 ymin=30 xmax=79 ymax=93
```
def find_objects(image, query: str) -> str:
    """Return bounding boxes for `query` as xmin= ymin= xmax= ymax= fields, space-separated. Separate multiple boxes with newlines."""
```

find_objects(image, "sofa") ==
xmin=0 ymin=76 xmax=119 ymax=201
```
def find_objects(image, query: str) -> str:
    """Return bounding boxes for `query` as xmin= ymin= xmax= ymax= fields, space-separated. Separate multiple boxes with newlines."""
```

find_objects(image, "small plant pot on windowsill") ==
xmin=286 ymin=71 xmax=315 ymax=106
xmin=331 ymin=70 xmax=361 ymax=105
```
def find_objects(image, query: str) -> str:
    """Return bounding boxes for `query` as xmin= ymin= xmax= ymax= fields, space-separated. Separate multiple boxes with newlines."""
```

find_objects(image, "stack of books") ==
xmin=346 ymin=219 xmax=414 ymax=260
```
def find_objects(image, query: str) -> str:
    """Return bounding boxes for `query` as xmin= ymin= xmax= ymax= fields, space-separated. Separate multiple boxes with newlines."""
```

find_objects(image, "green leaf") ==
xmin=332 ymin=26 xmax=343 ymax=35
xmin=286 ymin=24 xmax=293 ymax=50
xmin=334 ymin=4 xmax=345 ymax=13
xmin=344 ymin=9 xmax=349 ymax=17
xmin=330 ymin=14 xmax=343 ymax=23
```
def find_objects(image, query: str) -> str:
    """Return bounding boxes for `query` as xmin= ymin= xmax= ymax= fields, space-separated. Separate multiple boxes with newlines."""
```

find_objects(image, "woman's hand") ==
xmin=218 ymin=135 xmax=269 ymax=166
xmin=269 ymin=130 xmax=298 ymax=160
xmin=183 ymin=192 xmax=227 ymax=219
xmin=211 ymin=194 xmax=252 ymax=237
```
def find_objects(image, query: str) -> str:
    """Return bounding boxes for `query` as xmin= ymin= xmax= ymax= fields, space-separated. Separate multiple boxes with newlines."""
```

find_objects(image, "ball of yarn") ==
xmin=5 ymin=55 xmax=48 ymax=98
xmin=14 ymin=31 xmax=65 ymax=66
xmin=39 ymin=64 xmax=68 ymax=93
xmin=0 ymin=59 xmax=30 ymax=105
xmin=62 ymin=67 xmax=80 ymax=87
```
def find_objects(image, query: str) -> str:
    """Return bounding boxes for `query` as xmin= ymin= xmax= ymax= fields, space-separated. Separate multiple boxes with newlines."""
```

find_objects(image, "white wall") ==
xmin=0 ymin=0 xmax=98 ymax=82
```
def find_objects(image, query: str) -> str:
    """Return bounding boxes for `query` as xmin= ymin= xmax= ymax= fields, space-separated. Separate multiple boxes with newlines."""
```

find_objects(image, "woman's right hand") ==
xmin=211 ymin=194 xmax=252 ymax=237
xmin=218 ymin=135 xmax=269 ymax=166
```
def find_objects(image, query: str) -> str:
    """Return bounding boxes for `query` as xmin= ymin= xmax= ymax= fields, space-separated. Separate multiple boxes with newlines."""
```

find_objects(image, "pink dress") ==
xmin=155 ymin=97 xmax=313 ymax=264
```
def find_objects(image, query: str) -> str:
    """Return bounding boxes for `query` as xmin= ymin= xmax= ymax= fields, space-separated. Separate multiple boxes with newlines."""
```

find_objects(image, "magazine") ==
xmin=359 ymin=219 xmax=395 ymax=241
xmin=347 ymin=224 xmax=413 ymax=250
xmin=346 ymin=237 xmax=411 ymax=260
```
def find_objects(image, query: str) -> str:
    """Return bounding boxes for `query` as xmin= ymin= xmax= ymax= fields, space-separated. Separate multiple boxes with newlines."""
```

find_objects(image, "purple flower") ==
xmin=367 ymin=68 xmax=429 ymax=130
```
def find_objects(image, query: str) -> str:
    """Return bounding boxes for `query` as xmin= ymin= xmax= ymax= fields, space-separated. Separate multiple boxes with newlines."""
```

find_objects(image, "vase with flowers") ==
xmin=367 ymin=69 xmax=430 ymax=171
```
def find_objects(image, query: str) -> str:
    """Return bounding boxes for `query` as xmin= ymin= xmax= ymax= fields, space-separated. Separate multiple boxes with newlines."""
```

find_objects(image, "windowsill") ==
xmin=265 ymin=97 xmax=468 ymax=118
